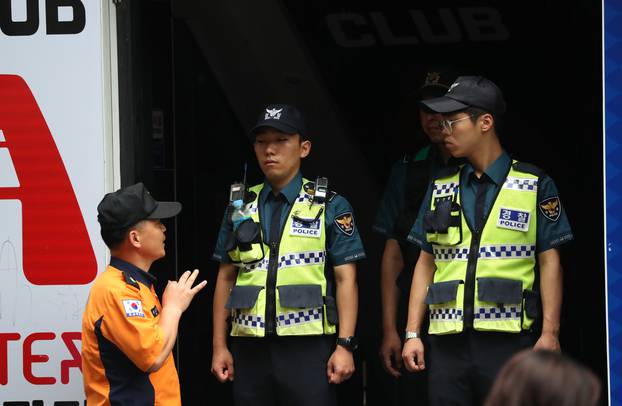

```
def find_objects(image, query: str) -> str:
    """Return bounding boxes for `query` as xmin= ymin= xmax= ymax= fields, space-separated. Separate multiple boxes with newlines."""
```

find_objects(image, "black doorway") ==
xmin=115 ymin=0 xmax=606 ymax=404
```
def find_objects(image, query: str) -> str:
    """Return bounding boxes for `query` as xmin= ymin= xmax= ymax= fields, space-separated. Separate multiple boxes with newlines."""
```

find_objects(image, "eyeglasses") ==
xmin=439 ymin=115 xmax=474 ymax=134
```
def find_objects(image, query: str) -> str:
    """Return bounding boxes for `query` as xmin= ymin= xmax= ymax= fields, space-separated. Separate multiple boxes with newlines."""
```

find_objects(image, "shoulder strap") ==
xmin=512 ymin=161 xmax=544 ymax=177
xmin=393 ymin=149 xmax=434 ymax=246
xmin=434 ymin=164 xmax=461 ymax=180
xmin=123 ymin=271 xmax=140 ymax=289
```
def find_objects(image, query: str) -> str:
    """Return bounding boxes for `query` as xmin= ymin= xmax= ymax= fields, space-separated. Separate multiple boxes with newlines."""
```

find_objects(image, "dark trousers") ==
xmin=231 ymin=335 xmax=337 ymax=406
xmin=387 ymin=363 xmax=429 ymax=406
xmin=393 ymin=280 xmax=429 ymax=406
xmin=427 ymin=330 xmax=534 ymax=406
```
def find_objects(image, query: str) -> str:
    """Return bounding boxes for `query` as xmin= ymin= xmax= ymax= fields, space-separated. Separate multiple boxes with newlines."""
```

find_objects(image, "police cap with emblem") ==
xmin=97 ymin=182 xmax=181 ymax=231
xmin=421 ymin=75 xmax=506 ymax=115
xmin=250 ymin=104 xmax=308 ymax=139
xmin=418 ymin=67 xmax=459 ymax=100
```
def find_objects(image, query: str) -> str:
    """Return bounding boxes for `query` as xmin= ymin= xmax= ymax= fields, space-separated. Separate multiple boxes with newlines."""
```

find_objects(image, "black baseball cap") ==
xmin=97 ymin=183 xmax=181 ymax=231
xmin=418 ymin=67 xmax=459 ymax=99
xmin=249 ymin=104 xmax=308 ymax=139
xmin=420 ymin=76 xmax=506 ymax=115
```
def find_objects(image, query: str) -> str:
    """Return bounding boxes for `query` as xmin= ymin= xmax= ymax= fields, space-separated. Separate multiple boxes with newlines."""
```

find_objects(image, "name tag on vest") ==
xmin=497 ymin=207 xmax=530 ymax=232
xmin=290 ymin=218 xmax=322 ymax=238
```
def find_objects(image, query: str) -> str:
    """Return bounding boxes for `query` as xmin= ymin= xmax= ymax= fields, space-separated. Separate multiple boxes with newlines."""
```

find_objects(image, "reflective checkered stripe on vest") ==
xmin=426 ymin=163 xmax=538 ymax=335
xmin=229 ymin=181 xmax=337 ymax=337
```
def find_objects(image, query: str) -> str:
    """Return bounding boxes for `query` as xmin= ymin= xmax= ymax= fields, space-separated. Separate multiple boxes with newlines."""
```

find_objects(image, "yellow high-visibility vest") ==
xmin=226 ymin=180 xmax=337 ymax=337
xmin=425 ymin=162 xmax=539 ymax=335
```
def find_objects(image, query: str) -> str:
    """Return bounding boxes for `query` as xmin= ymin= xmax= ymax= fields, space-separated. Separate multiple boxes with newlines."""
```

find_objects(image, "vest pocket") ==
xmin=424 ymin=200 xmax=462 ymax=246
xmin=425 ymin=280 xmax=464 ymax=335
xmin=278 ymin=284 xmax=324 ymax=307
xmin=474 ymin=277 xmax=523 ymax=333
xmin=276 ymin=284 xmax=324 ymax=336
xmin=226 ymin=285 xmax=266 ymax=337
xmin=228 ymin=219 xmax=265 ymax=265
xmin=225 ymin=285 xmax=264 ymax=309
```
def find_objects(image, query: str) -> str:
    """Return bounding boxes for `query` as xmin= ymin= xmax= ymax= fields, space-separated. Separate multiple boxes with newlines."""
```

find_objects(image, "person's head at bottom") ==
xmin=250 ymin=104 xmax=311 ymax=192
xmin=485 ymin=350 xmax=601 ymax=406
xmin=97 ymin=182 xmax=181 ymax=268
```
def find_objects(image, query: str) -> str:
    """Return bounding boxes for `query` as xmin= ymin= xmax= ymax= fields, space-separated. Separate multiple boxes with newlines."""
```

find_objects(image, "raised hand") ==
xmin=162 ymin=269 xmax=207 ymax=314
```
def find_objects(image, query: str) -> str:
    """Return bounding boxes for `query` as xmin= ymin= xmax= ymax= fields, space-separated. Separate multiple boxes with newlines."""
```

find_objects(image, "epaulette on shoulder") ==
xmin=327 ymin=190 xmax=338 ymax=202
xmin=512 ymin=161 xmax=544 ymax=177
xmin=434 ymin=165 xmax=461 ymax=180
xmin=401 ymin=154 xmax=411 ymax=164
xmin=123 ymin=271 xmax=140 ymax=289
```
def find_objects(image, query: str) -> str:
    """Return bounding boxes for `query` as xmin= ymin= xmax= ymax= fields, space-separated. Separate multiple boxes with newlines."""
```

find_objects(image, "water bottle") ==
xmin=231 ymin=199 xmax=251 ymax=230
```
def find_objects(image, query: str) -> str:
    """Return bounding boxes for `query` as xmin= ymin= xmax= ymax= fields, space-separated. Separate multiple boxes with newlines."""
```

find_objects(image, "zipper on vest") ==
xmin=265 ymin=241 xmax=280 ymax=334
xmin=459 ymin=164 xmax=511 ymax=330
xmin=464 ymin=229 xmax=481 ymax=329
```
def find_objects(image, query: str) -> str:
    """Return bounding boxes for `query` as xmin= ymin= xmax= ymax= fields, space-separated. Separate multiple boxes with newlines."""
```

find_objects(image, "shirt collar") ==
xmin=260 ymin=171 xmax=303 ymax=205
xmin=463 ymin=151 xmax=511 ymax=186
xmin=110 ymin=256 xmax=156 ymax=288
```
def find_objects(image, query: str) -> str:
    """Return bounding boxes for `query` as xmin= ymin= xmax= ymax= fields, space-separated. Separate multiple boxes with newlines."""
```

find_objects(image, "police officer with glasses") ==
xmin=401 ymin=76 xmax=573 ymax=406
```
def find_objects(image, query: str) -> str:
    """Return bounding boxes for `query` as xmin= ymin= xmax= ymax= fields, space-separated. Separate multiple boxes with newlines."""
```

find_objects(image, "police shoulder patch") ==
xmin=122 ymin=299 xmax=145 ymax=317
xmin=512 ymin=161 xmax=544 ymax=177
xmin=334 ymin=212 xmax=355 ymax=236
xmin=539 ymin=196 xmax=561 ymax=221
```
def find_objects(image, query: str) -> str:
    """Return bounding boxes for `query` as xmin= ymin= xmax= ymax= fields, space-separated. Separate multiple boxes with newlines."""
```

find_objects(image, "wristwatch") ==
xmin=336 ymin=336 xmax=359 ymax=352
xmin=404 ymin=331 xmax=421 ymax=341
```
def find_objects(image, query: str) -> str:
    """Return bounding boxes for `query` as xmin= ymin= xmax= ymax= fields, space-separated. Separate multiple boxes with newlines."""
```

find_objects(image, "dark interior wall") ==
xmin=280 ymin=0 xmax=606 ymax=392
xmin=115 ymin=0 xmax=606 ymax=404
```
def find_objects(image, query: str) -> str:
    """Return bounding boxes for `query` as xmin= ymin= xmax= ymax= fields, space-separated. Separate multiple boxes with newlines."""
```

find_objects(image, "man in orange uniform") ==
xmin=81 ymin=183 xmax=206 ymax=405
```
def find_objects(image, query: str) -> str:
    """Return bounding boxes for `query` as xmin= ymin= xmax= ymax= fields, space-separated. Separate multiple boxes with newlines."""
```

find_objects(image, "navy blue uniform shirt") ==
xmin=408 ymin=151 xmax=573 ymax=253
xmin=373 ymin=145 xmax=462 ymax=239
xmin=213 ymin=172 xmax=366 ymax=266
xmin=373 ymin=146 xmax=431 ymax=238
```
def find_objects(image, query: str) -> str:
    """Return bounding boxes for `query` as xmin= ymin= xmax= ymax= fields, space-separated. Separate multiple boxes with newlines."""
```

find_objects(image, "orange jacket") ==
xmin=81 ymin=257 xmax=180 ymax=405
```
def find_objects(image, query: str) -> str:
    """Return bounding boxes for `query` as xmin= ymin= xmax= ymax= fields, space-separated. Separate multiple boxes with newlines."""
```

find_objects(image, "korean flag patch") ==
xmin=123 ymin=299 xmax=145 ymax=317
xmin=290 ymin=218 xmax=322 ymax=238
xmin=497 ymin=207 xmax=530 ymax=232
xmin=334 ymin=212 xmax=355 ymax=236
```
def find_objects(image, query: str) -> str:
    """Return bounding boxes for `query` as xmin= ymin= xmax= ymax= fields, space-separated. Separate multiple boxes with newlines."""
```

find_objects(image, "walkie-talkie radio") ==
xmin=229 ymin=163 xmax=248 ymax=203
xmin=229 ymin=183 xmax=245 ymax=203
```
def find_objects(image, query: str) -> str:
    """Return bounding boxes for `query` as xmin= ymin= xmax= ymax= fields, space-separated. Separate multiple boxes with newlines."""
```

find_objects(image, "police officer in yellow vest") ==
xmin=210 ymin=104 xmax=366 ymax=406
xmin=401 ymin=76 xmax=573 ymax=405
